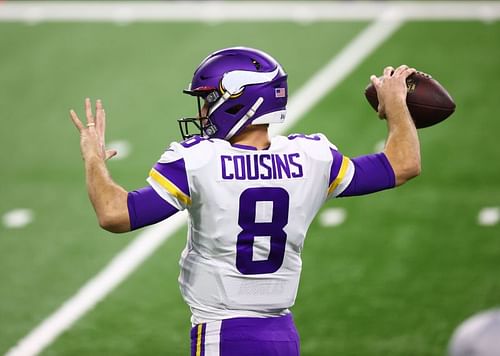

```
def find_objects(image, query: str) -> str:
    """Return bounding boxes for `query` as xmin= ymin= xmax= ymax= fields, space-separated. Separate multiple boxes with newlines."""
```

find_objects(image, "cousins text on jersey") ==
xmin=220 ymin=153 xmax=303 ymax=180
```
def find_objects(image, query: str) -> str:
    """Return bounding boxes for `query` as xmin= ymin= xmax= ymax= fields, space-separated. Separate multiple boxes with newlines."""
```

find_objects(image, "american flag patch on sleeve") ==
xmin=275 ymin=87 xmax=286 ymax=98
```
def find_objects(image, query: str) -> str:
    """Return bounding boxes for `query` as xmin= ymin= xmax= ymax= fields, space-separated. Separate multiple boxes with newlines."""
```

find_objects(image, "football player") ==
xmin=70 ymin=47 xmax=420 ymax=356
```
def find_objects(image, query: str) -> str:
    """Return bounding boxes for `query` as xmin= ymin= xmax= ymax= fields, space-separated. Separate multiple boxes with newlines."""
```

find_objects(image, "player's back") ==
xmin=151 ymin=134 xmax=348 ymax=324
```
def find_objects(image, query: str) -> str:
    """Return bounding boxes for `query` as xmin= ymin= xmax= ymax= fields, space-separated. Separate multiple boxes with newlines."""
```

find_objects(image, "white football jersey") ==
xmin=147 ymin=134 xmax=355 ymax=325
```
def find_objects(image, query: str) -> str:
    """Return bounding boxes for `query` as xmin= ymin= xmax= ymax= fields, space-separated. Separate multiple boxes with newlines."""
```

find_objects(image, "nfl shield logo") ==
xmin=275 ymin=88 xmax=286 ymax=98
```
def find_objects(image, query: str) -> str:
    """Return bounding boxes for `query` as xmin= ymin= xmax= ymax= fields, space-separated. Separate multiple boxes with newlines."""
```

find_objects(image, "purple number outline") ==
xmin=180 ymin=135 xmax=205 ymax=148
xmin=288 ymin=133 xmax=321 ymax=141
xmin=236 ymin=187 xmax=289 ymax=275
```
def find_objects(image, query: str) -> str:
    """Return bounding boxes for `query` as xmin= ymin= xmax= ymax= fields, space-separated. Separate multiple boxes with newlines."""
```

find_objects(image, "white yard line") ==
xmin=6 ymin=10 xmax=403 ymax=355
xmin=6 ymin=213 xmax=188 ymax=356
xmin=270 ymin=9 xmax=404 ymax=136
xmin=0 ymin=1 xmax=499 ymax=22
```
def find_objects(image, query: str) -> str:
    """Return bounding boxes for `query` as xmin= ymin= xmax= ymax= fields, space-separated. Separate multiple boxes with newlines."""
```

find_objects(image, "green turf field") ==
xmin=1 ymin=3 xmax=499 ymax=356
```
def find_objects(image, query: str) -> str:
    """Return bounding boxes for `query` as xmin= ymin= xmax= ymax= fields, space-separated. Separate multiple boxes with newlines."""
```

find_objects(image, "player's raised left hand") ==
xmin=70 ymin=98 xmax=117 ymax=161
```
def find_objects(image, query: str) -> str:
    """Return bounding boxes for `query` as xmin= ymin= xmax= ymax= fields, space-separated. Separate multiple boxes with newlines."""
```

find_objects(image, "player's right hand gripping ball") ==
xmin=364 ymin=71 xmax=456 ymax=128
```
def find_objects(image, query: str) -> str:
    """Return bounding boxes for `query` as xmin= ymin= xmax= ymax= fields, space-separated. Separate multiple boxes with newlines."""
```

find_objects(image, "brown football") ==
xmin=364 ymin=71 xmax=456 ymax=128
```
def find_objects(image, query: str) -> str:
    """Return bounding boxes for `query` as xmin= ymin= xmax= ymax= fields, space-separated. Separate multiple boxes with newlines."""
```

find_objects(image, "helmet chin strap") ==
xmin=224 ymin=97 xmax=264 ymax=140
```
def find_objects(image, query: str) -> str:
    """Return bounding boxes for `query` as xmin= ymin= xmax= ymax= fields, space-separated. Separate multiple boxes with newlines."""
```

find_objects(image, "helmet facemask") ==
xmin=178 ymin=89 xmax=219 ymax=140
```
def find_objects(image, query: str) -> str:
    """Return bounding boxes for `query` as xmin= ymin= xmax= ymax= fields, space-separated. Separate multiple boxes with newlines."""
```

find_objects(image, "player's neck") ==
xmin=230 ymin=125 xmax=270 ymax=150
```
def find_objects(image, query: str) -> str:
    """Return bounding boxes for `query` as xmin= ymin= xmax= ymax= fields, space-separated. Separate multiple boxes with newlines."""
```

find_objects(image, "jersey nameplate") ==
xmin=218 ymin=153 xmax=304 ymax=181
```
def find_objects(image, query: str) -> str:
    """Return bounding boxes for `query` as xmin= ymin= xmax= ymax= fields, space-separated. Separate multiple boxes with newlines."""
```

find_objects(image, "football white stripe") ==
xmin=0 ymin=2 xmax=499 ymax=22
xmin=204 ymin=320 xmax=222 ymax=356
xmin=270 ymin=9 xmax=404 ymax=136
xmin=5 ymin=212 xmax=189 ymax=356
xmin=2 ymin=209 xmax=34 ymax=229
xmin=477 ymin=207 xmax=500 ymax=226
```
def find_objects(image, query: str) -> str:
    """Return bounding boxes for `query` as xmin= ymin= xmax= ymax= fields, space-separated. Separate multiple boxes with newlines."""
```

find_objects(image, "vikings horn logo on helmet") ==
xmin=221 ymin=67 xmax=281 ymax=96
xmin=209 ymin=67 xmax=281 ymax=116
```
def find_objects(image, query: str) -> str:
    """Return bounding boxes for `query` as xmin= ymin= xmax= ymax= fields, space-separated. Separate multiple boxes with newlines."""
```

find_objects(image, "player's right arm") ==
xmin=371 ymin=65 xmax=421 ymax=186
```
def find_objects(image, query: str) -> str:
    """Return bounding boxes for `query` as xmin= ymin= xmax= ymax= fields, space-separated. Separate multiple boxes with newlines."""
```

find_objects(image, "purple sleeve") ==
xmin=127 ymin=186 xmax=179 ymax=230
xmin=339 ymin=153 xmax=395 ymax=197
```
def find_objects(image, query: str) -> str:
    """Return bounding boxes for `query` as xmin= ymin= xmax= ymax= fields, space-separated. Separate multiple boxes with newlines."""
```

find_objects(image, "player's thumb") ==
xmin=105 ymin=149 xmax=118 ymax=161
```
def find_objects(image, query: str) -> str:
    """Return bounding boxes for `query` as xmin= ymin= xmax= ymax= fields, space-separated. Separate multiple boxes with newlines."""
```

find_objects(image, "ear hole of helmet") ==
xmin=225 ymin=104 xmax=245 ymax=115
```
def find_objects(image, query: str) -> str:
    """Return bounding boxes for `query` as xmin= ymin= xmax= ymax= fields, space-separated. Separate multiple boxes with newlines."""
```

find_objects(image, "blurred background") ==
xmin=1 ymin=1 xmax=499 ymax=355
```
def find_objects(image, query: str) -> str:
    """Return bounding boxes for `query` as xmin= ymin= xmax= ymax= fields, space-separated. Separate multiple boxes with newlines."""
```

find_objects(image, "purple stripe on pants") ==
xmin=201 ymin=323 xmax=206 ymax=356
xmin=190 ymin=323 xmax=206 ymax=356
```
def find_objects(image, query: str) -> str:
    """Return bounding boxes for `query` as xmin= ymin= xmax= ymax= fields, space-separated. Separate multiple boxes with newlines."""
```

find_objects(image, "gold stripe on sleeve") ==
xmin=328 ymin=156 xmax=351 ymax=195
xmin=149 ymin=168 xmax=192 ymax=206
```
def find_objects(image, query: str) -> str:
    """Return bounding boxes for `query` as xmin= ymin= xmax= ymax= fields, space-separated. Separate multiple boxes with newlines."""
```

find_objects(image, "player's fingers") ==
xmin=102 ymin=109 xmax=106 ymax=141
xmin=100 ymin=109 xmax=107 ymax=146
xmin=85 ymin=97 xmax=95 ymax=126
xmin=96 ymin=99 xmax=105 ymax=138
xmin=383 ymin=66 xmax=394 ymax=77
xmin=105 ymin=149 xmax=117 ymax=161
xmin=69 ymin=109 xmax=85 ymax=132
xmin=394 ymin=64 xmax=409 ymax=76
xmin=370 ymin=75 xmax=381 ymax=88
xmin=401 ymin=67 xmax=417 ymax=79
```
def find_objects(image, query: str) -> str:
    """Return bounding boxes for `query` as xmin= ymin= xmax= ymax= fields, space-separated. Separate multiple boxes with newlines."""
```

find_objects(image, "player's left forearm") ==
xmin=383 ymin=98 xmax=421 ymax=186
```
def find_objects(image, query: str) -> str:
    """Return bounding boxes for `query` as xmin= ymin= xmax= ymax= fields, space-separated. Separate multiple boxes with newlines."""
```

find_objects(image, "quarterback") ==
xmin=70 ymin=47 xmax=420 ymax=355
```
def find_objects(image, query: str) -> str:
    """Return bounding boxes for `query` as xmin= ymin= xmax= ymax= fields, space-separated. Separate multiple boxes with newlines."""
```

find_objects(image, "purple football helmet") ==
xmin=179 ymin=47 xmax=288 ymax=140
